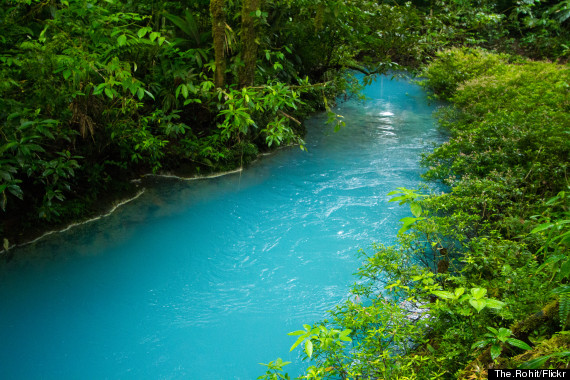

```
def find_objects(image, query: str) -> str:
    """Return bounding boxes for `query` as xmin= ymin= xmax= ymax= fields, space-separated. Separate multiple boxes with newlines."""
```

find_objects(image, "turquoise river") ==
xmin=0 ymin=75 xmax=443 ymax=379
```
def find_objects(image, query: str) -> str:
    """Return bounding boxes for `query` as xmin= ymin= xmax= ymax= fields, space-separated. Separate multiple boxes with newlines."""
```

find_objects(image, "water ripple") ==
xmin=0 ymin=75 xmax=445 ymax=380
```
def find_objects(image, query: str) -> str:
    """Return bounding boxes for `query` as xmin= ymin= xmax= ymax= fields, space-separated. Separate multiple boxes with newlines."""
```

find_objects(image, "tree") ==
xmin=210 ymin=0 xmax=227 ymax=88
xmin=239 ymin=0 xmax=262 ymax=88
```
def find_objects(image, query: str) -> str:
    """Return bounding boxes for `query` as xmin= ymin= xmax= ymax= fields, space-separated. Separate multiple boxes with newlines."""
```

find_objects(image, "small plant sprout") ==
xmin=258 ymin=358 xmax=291 ymax=380
xmin=288 ymin=324 xmax=352 ymax=359
xmin=388 ymin=187 xmax=428 ymax=234
xmin=472 ymin=327 xmax=532 ymax=361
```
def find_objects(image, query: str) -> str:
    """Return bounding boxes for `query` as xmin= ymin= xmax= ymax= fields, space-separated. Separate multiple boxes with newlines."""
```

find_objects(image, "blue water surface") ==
xmin=0 ymin=75 xmax=443 ymax=379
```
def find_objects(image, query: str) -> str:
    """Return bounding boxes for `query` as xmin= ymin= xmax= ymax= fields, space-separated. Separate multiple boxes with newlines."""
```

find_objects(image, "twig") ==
xmin=278 ymin=110 xmax=301 ymax=125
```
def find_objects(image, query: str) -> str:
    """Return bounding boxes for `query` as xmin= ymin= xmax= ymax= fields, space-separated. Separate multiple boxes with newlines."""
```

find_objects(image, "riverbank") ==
xmin=1 ymin=181 xmax=143 ymax=255
xmin=0 ymin=81 xmax=323 ymax=256
xmin=280 ymin=49 xmax=570 ymax=378
xmin=0 ymin=74 xmax=442 ymax=379
xmin=0 ymin=139 xmax=303 ymax=256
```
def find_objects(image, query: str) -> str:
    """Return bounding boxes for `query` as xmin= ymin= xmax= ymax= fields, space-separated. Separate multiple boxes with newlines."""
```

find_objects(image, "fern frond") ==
xmin=558 ymin=291 xmax=570 ymax=329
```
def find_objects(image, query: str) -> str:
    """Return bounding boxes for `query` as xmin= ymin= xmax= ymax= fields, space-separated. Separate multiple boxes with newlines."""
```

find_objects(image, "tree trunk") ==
xmin=238 ymin=0 xmax=261 ymax=88
xmin=210 ymin=0 xmax=226 ymax=88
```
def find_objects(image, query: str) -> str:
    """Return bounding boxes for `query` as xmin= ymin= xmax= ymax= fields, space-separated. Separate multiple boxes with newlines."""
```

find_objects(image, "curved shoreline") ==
xmin=1 ymin=143 xmax=300 ymax=256
xmin=1 ymin=189 xmax=147 ymax=255
xmin=142 ymin=166 xmax=244 ymax=181
xmin=0 ymin=165 xmax=255 ymax=256
xmin=140 ymin=144 xmax=293 ymax=181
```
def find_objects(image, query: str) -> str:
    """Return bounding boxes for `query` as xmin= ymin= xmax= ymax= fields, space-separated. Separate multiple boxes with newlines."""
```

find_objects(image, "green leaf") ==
xmin=470 ymin=288 xmax=487 ymax=299
xmin=518 ymin=355 xmax=551 ymax=369
xmin=137 ymin=27 xmax=148 ymax=38
xmin=388 ymin=195 xmax=406 ymax=203
xmin=496 ymin=328 xmax=512 ymax=341
xmin=289 ymin=335 xmax=306 ymax=352
xmin=519 ymin=352 xmax=570 ymax=369
xmin=506 ymin=338 xmax=532 ymax=351
xmin=338 ymin=329 xmax=352 ymax=342
xmin=104 ymin=87 xmax=114 ymax=99
xmin=398 ymin=216 xmax=423 ymax=234
xmin=304 ymin=339 xmax=313 ymax=358
xmin=63 ymin=69 xmax=72 ymax=80
xmin=485 ymin=299 xmax=506 ymax=310
xmin=550 ymin=285 xmax=570 ymax=295
xmin=277 ymin=358 xmax=291 ymax=367
xmin=471 ymin=339 xmax=490 ymax=349
xmin=469 ymin=298 xmax=486 ymax=313
xmin=490 ymin=344 xmax=502 ymax=360
xmin=0 ymin=142 xmax=18 ymax=154
xmin=144 ymin=90 xmax=155 ymax=100
xmin=149 ymin=32 xmax=159 ymax=42
xmin=538 ymin=254 xmax=566 ymax=271
xmin=117 ymin=34 xmax=127 ymax=46
xmin=256 ymin=9 xmax=261 ymax=17
xmin=93 ymin=83 xmax=106 ymax=96
xmin=432 ymin=290 xmax=455 ymax=300
xmin=137 ymin=88 xmax=144 ymax=100
xmin=531 ymin=223 xmax=553 ymax=233
xmin=560 ymin=260 xmax=570 ymax=279
xmin=410 ymin=202 xmax=422 ymax=217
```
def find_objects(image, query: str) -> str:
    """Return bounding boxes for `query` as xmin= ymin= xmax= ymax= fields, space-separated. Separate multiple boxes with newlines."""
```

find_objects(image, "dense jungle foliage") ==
xmin=1 ymin=0 xmax=570 ymax=377
xmin=2 ymin=0 xmax=569 ymax=244
xmin=265 ymin=48 xmax=569 ymax=379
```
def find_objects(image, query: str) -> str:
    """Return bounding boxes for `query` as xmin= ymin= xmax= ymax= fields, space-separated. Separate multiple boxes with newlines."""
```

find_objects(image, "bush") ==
xmin=419 ymin=47 xmax=514 ymax=100
xmin=280 ymin=49 xmax=569 ymax=379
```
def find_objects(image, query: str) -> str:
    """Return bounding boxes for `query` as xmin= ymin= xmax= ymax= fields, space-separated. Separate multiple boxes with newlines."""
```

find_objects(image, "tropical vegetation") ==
xmin=271 ymin=48 xmax=569 ymax=379
xmin=1 ymin=0 xmax=569 ymax=377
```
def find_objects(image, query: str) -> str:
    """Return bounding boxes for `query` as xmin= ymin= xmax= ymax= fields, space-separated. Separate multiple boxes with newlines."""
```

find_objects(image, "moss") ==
xmin=506 ymin=333 xmax=570 ymax=369
xmin=511 ymin=301 xmax=560 ymax=340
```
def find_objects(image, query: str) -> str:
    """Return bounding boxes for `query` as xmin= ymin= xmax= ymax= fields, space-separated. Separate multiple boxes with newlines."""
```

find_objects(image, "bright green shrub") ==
xmin=424 ymin=54 xmax=570 ymax=203
xmin=281 ymin=50 xmax=569 ymax=379
xmin=420 ymin=47 xmax=513 ymax=100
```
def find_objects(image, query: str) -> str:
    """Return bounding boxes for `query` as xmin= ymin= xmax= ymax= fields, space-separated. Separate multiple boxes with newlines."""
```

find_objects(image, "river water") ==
xmin=0 ymin=75 xmax=442 ymax=379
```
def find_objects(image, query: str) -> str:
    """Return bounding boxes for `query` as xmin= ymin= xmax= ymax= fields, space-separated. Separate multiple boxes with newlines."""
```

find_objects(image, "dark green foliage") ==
xmin=413 ymin=49 xmax=569 ymax=375
xmin=2 ymin=0 xmax=568 ymax=240
xmin=1 ymin=0 xmax=354 ymax=239
xmin=1 ymin=0 xmax=569 ymax=376
xmin=276 ymin=49 xmax=570 ymax=379
xmin=423 ymin=49 xmax=570 ymax=201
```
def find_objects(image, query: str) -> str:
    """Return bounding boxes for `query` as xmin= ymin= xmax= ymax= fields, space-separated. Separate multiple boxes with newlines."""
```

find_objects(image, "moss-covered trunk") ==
xmin=238 ymin=0 xmax=261 ymax=88
xmin=210 ymin=0 xmax=226 ymax=88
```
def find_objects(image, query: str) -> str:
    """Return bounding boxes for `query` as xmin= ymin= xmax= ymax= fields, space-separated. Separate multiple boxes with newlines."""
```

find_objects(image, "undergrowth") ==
xmin=263 ymin=48 xmax=570 ymax=379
